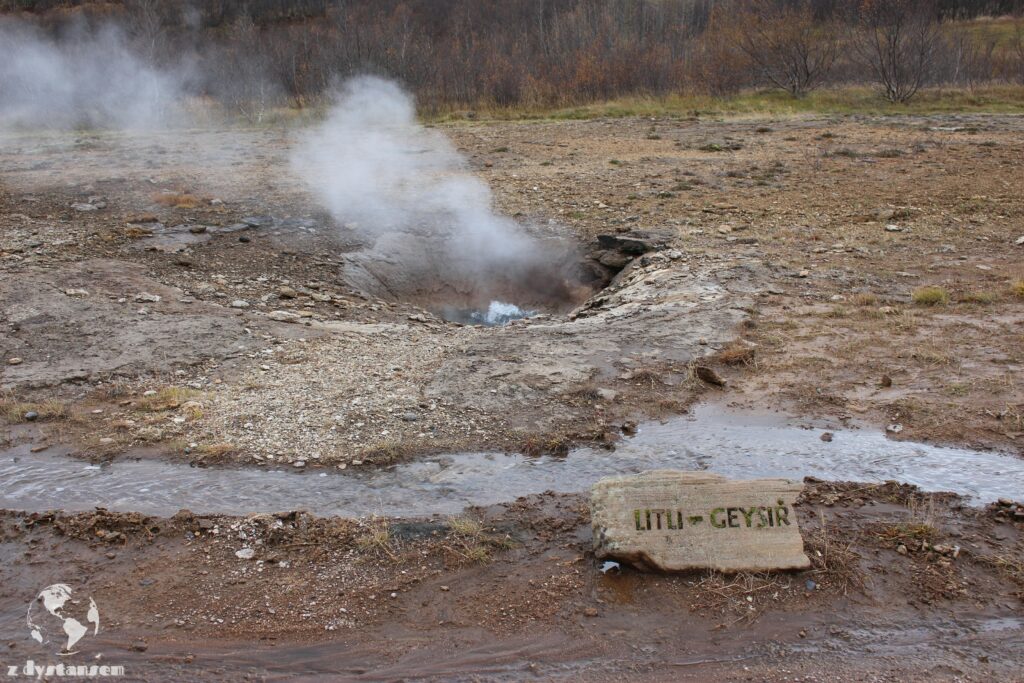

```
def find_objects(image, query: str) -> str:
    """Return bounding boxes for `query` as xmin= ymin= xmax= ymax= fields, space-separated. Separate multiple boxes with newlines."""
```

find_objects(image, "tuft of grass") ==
xmin=356 ymin=439 xmax=413 ymax=465
xmin=123 ymin=225 xmax=154 ymax=238
xmin=715 ymin=343 xmax=756 ymax=366
xmin=200 ymin=442 xmax=234 ymax=458
xmin=491 ymin=146 xmax=509 ymax=153
xmin=356 ymin=516 xmax=397 ymax=559
xmin=448 ymin=516 xmax=483 ymax=537
xmin=629 ymin=368 xmax=664 ymax=386
xmin=1 ymin=397 xmax=68 ymax=423
xmin=151 ymin=192 xmax=203 ymax=209
xmin=911 ymin=286 xmax=949 ymax=306
xmin=1012 ymin=280 xmax=1024 ymax=298
xmin=877 ymin=521 xmax=938 ymax=544
xmin=444 ymin=515 xmax=515 ymax=565
xmin=136 ymin=387 xmax=203 ymax=412
xmin=960 ymin=291 xmax=996 ymax=304
xmin=973 ymin=553 xmax=1024 ymax=585
xmin=852 ymin=292 xmax=879 ymax=306
xmin=825 ymin=306 xmax=849 ymax=318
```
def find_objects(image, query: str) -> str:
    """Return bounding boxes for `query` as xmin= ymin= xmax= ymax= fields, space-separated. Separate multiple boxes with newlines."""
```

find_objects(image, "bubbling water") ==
xmin=470 ymin=301 xmax=535 ymax=325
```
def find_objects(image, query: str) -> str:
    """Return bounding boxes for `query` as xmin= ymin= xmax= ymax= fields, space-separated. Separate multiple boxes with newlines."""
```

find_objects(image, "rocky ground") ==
xmin=1 ymin=113 xmax=1022 ymax=678
xmin=1 ymin=114 xmax=1021 ymax=466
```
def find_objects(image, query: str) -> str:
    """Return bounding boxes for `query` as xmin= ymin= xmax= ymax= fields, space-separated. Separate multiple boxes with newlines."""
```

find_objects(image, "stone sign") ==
xmin=591 ymin=470 xmax=809 ymax=572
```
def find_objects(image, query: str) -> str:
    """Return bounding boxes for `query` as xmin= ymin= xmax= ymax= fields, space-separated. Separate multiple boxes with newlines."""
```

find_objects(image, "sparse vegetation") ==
xmin=0 ymin=396 xmax=68 ymax=423
xmin=852 ymin=292 xmax=880 ymax=306
xmin=912 ymin=286 xmax=950 ymax=306
xmin=151 ymin=192 xmax=204 ymax=209
xmin=356 ymin=516 xmax=397 ymax=559
xmin=715 ymin=343 xmax=757 ymax=366
xmin=960 ymin=291 xmax=996 ymax=304
xmin=443 ymin=515 xmax=515 ymax=564
xmin=136 ymin=387 xmax=204 ymax=412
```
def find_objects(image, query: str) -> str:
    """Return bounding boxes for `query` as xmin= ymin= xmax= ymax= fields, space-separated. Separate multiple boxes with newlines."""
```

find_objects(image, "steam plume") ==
xmin=290 ymin=76 xmax=555 ymax=301
xmin=0 ymin=20 xmax=185 ymax=131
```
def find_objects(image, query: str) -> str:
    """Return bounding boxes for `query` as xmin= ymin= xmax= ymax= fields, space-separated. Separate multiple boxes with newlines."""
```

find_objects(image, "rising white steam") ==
xmin=0 ymin=20 xmax=186 ymax=130
xmin=290 ymin=76 xmax=543 ymax=285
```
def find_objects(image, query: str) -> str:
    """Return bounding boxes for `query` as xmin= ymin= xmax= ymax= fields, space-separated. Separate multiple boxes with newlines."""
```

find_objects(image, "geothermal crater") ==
xmin=340 ymin=228 xmax=667 ymax=324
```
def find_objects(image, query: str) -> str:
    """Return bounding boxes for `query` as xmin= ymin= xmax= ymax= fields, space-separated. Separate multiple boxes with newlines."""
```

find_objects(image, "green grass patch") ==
xmin=427 ymin=85 xmax=1024 ymax=124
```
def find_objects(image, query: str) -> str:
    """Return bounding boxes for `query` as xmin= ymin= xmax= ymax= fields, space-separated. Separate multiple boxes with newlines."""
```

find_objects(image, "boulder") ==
xmin=591 ymin=470 xmax=809 ymax=572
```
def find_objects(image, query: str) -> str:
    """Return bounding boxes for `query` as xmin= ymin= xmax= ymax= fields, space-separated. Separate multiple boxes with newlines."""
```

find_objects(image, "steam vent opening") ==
xmin=341 ymin=230 xmax=663 ymax=325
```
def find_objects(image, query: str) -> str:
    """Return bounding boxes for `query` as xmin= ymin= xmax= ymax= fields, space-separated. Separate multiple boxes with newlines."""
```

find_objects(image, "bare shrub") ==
xmin=690 ymin=6 xmax=752 ymax=97
xmin=734 ymin=0 xmax=840 ymax=97
xmin=852 ymin=0 xmax=942 ymax=103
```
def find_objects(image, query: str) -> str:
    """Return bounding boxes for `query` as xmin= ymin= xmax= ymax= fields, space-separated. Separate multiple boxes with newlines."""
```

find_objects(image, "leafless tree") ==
xmin=852 ymin=0 xmax=942 ymax=103
xmin=734 ymin=0 xmax=840 ymax=97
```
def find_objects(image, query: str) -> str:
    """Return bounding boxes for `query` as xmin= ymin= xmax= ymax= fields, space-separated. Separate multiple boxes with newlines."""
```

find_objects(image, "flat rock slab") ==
xmin=591 ymin=470 xmax=809 ymax=572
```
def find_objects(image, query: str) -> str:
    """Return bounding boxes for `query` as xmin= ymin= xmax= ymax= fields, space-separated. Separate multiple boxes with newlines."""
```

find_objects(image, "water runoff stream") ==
xmin=1 ymin=404 xmax=1021 ymax=517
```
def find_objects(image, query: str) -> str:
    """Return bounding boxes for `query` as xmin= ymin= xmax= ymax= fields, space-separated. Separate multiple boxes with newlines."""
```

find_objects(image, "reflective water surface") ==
xmin=1 ymin=404 xmax=1020 ymax=517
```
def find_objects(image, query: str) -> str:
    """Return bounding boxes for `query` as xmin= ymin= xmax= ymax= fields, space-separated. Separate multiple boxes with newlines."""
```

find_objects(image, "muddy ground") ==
xmin=0 ymin=482 xmax=1022 ymax=680
xmin=1 ymin=114 xmax=1023 ymax=678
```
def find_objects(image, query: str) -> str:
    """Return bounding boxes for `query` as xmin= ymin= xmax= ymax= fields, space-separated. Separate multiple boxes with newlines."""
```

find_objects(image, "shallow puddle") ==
xmin=1 ymin=405 xmax=1021 ymax=517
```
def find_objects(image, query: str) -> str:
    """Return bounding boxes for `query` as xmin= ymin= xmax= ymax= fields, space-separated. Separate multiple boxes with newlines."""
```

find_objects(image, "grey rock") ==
xmin=267 ymin=310 xmax=301 ymax=323
xmin=597 ymin=234 xmax=658 ymax=255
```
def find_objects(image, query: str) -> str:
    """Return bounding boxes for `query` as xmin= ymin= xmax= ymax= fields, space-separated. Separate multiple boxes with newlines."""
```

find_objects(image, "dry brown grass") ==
xmin=443 ymin=515 xmax=515 ymax=565
xmin=959 ymin=291 xmax=997 ymax=304
xmin=199 ymin=442 xmax=235 ymax=458
xmin=123 ymin=225 xmax=154 ymax=238
xmin=804 ymin=515 xmax=865 ymax=595
xmin=629 ymin=368 xmax=664 ymax=387
xmin=0 ymin=396 xmax=68 ymax=423
xmin=135 ymin=387 xmax=203 ymax=412
xmin=150 ymin=191 xmax=205 ymax=209
xmin=972 ymin=553 xmax=1024 ymax=585
xmin=355 ymin=516 xmax=397 ymax=559
xmin=715 ymin=342 xmax=756 ymax=366
xmin=1013 ymin=280 xmax=1024 ymax=298
xmin=912 ymin=286 xmax=950 ymax=306
xmin=356 ymin=439 xmax=413 ymax=465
